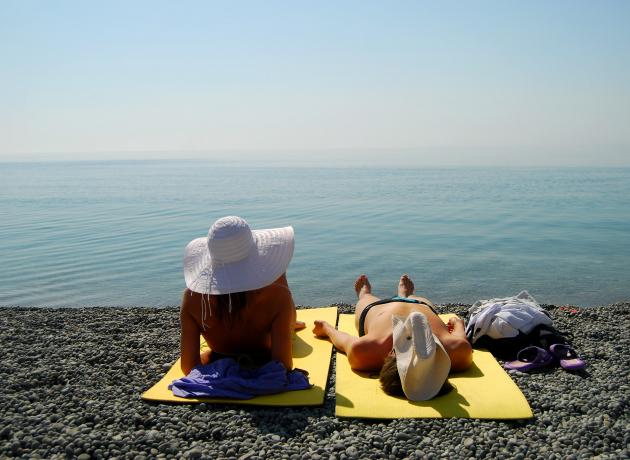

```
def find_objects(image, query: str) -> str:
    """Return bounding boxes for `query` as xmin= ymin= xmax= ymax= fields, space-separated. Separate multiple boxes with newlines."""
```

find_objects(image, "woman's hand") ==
xmin=294 ymin=320 xmax=306 ymax=331
xmin=312 ymin=320 xmax=331 ymax=338
xmin=447 ymin=316 xmax=466 ymax=335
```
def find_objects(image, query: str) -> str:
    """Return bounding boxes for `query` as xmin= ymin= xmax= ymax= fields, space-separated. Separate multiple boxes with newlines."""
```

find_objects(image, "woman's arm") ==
xmin=269 ymin=284 xmax=296 ymax=370
xmin=180 ymin=289 xmax=201 ymax=375
xmin=312 ymin=320 xmax=358 ymax=353
xmin=312 ymin=320 xmax=384 ymax=371
xmin=270 ymin=306 xmax=294 ymax=370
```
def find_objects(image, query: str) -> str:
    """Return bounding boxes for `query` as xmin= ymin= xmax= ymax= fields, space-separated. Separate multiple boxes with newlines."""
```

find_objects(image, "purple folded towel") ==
xmin=169 ymin=358 xmax=310 ymax=399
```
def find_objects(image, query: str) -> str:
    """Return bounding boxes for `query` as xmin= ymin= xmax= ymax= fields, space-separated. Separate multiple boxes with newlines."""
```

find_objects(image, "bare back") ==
xmin=179 ymin=274 xmax=296 ymax=373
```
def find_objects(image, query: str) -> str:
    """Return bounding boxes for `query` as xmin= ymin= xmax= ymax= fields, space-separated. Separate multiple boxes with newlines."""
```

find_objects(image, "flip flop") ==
xmin=538 ymin=327 xmax=572 ymax=350
xmin=504 ymin=346 xmax=555 ymax=372
xmin=549 ymin=343 xmax=586 ymax=371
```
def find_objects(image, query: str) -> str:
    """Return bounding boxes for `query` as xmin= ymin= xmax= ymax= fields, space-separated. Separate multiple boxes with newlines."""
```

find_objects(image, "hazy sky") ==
xmin=1 ymin=1 xmax=629 ymax=165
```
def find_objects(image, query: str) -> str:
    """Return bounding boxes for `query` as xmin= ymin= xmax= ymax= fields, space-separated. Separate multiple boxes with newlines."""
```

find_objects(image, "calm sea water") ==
xmin=1 ymin=161 xmax=629 ymax=307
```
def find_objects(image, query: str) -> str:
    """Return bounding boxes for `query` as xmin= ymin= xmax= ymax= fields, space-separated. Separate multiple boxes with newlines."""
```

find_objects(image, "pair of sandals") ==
xmin=504 ymin=343 xmax=586 ymax=372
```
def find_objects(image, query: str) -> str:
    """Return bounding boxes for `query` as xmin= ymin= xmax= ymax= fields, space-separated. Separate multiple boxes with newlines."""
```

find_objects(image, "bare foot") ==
xmin=354 ymin=274 xmax=372 ymax=299
xmin=398 ymin=274 xmax=415 ymax=297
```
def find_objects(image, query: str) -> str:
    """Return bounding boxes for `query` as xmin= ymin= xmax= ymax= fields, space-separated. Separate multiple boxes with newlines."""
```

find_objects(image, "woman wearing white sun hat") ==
xmin=179 ymin=216 xmax=301 ymax=375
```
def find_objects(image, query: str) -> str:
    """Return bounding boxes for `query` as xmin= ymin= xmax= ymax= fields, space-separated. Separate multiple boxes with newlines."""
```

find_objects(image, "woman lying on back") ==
xmin=179 ymin=216 xmax=301 ymax=374
xmin=313 ymin=274 xmax=472 ymax=400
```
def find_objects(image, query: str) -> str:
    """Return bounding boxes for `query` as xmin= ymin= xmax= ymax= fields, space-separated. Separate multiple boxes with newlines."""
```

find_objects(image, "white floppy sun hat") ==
xmin=184 ymin=216 xmax=294 ymax=295
xmin=392 ymin=311 xmax=451 ymax=401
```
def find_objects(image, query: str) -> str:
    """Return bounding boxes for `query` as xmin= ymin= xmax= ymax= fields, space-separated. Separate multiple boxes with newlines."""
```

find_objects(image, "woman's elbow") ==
xmin=271 ymin=346 xmax=293 ymax=370
xmin=180 ymin=353 xmax=197 ymax=375
xmin=181 ymin=362 xmax=193 ymax=375
xmin=447 ymin=338 xmax=473 ymax=371
xmin=271 ymin=353 xmax=292 ymax=370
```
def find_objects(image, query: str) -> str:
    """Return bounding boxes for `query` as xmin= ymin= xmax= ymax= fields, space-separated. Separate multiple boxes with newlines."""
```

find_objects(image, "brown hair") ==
xmin=379 ymin=354 xmax=404 ymax=396
xmin=210 ymin=291 xmax=248 ymax=325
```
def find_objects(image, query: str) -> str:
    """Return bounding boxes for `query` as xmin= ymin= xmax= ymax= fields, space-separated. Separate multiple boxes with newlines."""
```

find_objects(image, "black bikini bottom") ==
xmin=358 ymin=297 xmax=438 ymax=337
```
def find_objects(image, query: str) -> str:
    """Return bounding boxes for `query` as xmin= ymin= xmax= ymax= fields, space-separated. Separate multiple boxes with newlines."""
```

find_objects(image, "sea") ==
xmin=1 ymin=160 xmax=629 ymax=308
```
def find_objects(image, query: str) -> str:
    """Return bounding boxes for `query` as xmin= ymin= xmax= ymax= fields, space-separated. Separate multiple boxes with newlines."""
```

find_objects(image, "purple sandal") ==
xmin=504 ymin=346 xmax=555 ymax=372
xmin=549 ymin=344 xmax=586 ymax=371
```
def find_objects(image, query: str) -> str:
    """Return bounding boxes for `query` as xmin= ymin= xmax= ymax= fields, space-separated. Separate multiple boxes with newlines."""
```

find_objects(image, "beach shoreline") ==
xmin=1 ymin=302 xmax=628 ymax=459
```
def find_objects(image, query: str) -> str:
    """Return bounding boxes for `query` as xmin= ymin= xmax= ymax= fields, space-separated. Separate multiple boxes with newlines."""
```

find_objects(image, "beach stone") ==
xmin=0 ymin=427 xmax=11 ymax=439
xmin=184 ymin=448 xmax=203 ymax=459
xmin=1 ymin=304 xmax=629 ymax=459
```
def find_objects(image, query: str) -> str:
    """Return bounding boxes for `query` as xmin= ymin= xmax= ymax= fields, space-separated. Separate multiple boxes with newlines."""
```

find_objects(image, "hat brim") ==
xmin=184 ymin=226 xmax=294 ymax=294
xmin=393 ymin=312 xmax=452 ymax=401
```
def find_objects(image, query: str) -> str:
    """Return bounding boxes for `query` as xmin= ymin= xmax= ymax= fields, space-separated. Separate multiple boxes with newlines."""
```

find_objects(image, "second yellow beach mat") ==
xmin=335 ymin=313 xmax=533 ymax=419
xmin=142 ymin=307 xmax=337 ymax=406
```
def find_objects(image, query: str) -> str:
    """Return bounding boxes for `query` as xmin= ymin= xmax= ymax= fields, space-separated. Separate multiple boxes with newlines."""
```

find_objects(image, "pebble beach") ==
xmin=1 ymin=302 xmax=629 ymax=460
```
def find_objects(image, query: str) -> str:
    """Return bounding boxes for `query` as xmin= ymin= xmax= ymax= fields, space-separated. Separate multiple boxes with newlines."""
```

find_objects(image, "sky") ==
xmin=1 ymin=1 xmax=629 ymax=166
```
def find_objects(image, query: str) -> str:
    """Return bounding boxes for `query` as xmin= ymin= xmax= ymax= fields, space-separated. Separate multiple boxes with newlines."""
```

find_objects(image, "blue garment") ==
xmin=169 ymin=358 xmax=310 ymax=399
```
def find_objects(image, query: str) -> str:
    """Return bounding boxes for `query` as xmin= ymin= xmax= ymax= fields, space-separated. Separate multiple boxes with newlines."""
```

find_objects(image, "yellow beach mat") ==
xmin=335 ymin=313 xmax=533 ymax=419
xmin=142 ymin=307 xmax=337 ymax=406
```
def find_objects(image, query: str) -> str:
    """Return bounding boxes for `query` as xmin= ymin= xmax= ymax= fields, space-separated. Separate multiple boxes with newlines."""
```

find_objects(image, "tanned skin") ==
xmin=179 ymin=274 xmax=305 ymax=374
xmin=313 ymin=274 xmax=472 ymax=372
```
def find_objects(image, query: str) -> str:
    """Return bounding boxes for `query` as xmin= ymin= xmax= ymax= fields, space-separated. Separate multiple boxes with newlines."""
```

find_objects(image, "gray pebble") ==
xmin=1 ymin=303 xmax=628 ymax=459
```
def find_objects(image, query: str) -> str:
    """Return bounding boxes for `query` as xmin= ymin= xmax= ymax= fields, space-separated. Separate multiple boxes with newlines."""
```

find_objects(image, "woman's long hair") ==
xmin=210 ymin=291 xmax=248 ymax=325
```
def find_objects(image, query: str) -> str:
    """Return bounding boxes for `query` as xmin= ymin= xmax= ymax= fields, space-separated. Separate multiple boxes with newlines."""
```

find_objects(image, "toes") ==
xmin=354 ymin=274 xmax=371 ymax=296
xmin=355 ymin=274 xmax=368 ymax=286
xmin=398 ymin=274 xmax=415 ymax=295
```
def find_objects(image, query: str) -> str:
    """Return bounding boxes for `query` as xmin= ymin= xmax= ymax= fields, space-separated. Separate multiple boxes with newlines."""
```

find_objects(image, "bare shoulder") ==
xmin=254 ymin=278 xmax=294 ymax=310
xmin=181 ymin=288 xmax=202 ymax=312
xmin=348 ymin=335 xmax=392 ymax=371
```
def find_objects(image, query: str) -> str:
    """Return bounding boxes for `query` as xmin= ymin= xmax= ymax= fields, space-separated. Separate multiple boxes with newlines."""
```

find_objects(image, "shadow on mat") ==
xmin=453 ymin=361 xmax=484 ymax=378
xmin=291 ymin=333 xmax=313 ymax=358
xmin=335 ymin=393 xmax=354 ymax=408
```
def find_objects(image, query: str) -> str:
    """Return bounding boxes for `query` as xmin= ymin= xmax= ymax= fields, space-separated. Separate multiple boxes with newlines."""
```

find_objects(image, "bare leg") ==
xmin=399 ymin=274 xmax=435 ymax=307
xmin=396 ymin=274 xmax=443 ymax=333
xmin=353 ymin=274 xmax=381 ymax=331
